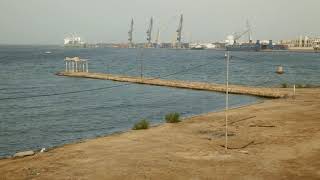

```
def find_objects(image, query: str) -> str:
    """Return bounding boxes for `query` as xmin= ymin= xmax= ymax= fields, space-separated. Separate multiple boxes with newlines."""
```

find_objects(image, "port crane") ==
xmin=128 ymin=18 xmax=134 ymax=47
xmin=175 ymin=14 xmax=183 ymax=48
xmin=146 ymin=17 xmax=153 ymax=47
xmin=233 ymin=20 xmax=252 ymax=44
xmin=155 ymin=28 xmax=161 ymax=48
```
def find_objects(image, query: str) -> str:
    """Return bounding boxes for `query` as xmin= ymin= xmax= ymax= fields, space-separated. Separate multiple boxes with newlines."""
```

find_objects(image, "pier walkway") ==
xmin=57 ymin=72 xmax=289 ymax=98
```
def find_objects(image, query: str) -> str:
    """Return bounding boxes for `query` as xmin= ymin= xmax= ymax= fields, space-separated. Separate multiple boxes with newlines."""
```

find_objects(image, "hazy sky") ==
xmin=0 ymin=0 xmax=319 ymax=44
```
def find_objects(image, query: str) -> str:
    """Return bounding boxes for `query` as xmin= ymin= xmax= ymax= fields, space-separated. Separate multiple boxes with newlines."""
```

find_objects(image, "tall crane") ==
xmin=155 ymin=28 xmax=161 ymax=48
xmin=233 ymin=20 xmax=252 ymax=44
xmin=246 ymin=20 xmax=252 ymax=43
xmin=128 ymin=18 xmax=134 ymax=48
xmin=146 ymin=17 xmax=153 ymax=47
xmin=176 ymin=14 xmax=183 ymax=48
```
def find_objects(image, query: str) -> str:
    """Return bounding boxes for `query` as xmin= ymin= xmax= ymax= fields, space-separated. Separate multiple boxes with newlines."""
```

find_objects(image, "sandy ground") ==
xmin=0 ymin=88 xmax=319 ymax=180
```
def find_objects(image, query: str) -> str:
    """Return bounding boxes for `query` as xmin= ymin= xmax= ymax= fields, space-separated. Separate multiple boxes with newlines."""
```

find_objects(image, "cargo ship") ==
xmin=226 ymin=40 xmax=288 ymax=52
xmin=226 ymin=41 xmax=260 ymax=51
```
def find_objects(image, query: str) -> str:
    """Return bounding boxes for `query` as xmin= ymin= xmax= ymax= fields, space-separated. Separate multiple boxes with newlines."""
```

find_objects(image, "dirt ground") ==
xmin=0 ymin=88 xmax=319 ymax=180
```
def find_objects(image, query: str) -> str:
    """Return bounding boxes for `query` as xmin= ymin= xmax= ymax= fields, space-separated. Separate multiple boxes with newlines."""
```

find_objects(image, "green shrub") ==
xmin=165 ymin=112 xmax=181 ymax=123
xmin=296 ymin=84 xmax=312 ymax=88
xmin=305 ymin=84 xmax=313 ymax=88
xmin=132 ymin=119 xmax=149 ymax=130
xmin=281 ymin=83 xmax=289 ymax=88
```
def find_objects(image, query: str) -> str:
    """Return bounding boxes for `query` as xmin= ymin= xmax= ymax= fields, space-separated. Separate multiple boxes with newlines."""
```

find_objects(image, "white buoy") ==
xmin=276 ymin=66 xmax=284 ymax=74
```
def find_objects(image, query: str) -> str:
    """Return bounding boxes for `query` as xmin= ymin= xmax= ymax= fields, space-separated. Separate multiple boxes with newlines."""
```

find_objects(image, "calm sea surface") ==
xmin=0 ymin=46 xmax=319 ymax=157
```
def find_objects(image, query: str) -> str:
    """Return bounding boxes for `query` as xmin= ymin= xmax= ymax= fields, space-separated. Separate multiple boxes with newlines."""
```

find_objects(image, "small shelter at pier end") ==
xmin=64 ymin=57 xmax=88 ymax=73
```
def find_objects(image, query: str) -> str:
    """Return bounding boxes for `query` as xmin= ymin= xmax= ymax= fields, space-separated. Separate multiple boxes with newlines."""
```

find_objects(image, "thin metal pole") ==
xmin=225 ymin=51 xmax=230 ymax=151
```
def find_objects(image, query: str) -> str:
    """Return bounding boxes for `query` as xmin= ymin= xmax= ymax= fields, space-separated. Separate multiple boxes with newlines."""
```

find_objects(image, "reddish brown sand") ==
xmin=0 ymin=88 xmax=319 ymax=180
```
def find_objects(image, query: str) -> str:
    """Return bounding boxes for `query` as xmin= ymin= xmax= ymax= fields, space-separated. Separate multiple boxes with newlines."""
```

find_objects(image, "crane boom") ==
xmin=128 ymin=18 xmax=134 ymax=46
xmin=146 ymin=17 xmax=153 ymax=46
xmin=233 ymin=20 xmax=252 ymax=43
xmin=176 ymin=14 xmax=183 ymax=44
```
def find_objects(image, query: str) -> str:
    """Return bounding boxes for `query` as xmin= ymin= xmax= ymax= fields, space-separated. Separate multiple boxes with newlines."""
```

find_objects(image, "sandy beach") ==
xmin=1 ymin=88 xmax=319 ymax=180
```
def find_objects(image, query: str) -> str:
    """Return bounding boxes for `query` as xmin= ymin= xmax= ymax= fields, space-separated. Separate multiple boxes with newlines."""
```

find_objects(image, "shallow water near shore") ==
xmin=0 ymin=46 xmax=319 ymax=157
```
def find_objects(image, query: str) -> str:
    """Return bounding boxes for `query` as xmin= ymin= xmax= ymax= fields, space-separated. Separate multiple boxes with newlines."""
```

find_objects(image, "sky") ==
xmin=0 ymin=0 xmax=319 ymax=45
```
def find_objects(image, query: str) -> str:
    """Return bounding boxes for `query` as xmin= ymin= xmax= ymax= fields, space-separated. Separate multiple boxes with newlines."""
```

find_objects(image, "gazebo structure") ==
xmin=64 ymin=57 xmax=88 ymax=73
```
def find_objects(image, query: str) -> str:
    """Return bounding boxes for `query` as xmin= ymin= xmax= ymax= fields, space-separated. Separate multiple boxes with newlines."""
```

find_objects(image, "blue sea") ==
xmin=0 ymin=46 xmax=319 ymax=157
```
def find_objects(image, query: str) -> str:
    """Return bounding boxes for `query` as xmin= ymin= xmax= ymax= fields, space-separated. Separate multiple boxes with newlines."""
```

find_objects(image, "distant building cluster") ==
xmin=280 ymin=36 xmax=320 ymax=50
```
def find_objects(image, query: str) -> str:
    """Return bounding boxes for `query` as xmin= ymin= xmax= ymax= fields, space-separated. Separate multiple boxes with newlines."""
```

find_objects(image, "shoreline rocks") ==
xmin=13 ymin=151 xmax=35 ymax=158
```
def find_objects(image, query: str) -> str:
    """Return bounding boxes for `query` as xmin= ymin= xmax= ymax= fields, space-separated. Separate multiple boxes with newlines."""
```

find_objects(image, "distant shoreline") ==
xmin=0 ymin=45 xmax=319 ymax=53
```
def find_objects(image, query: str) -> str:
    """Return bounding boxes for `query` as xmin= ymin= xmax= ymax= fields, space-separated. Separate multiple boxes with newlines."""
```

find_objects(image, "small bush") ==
xmin=165 ymin=112 xmax=181 ymax=123
xmin=305 ymin=84 xmax=313 ymax=88
xmin=296 ymin=84 xmax=313 ymax=88
xmin=132 ymin=119 xmax=149 ymax=130
xmin=281 ymin=83 xmax=289 ymax=88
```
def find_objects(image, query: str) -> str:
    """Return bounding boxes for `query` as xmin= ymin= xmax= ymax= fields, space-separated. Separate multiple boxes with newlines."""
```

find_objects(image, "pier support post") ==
xmin=69 ymin=61 xmax=71 ymax=72
xmin=86 ymin=61 xmax=88 ymax=72
xmin=75 ymin=61 xmax=78 ymax=72
xmin=65 ymin=61 xmax=68 ymax=72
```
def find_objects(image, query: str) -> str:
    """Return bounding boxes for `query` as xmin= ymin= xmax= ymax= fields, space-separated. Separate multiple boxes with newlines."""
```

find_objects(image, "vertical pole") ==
xmin=225 ymin=51 xmax=230 ymax=151
xmin=293 ymin=84 xmax=296 ymax=98
xmin=65 ymin=61 xmax=67 ymax=72
xmin=82 ymin=62 xmax=85 ymax=72
xmin=75 ymin=61 xmax=78 ymax=72
xmin=140 ymin=48 xmax=143 ymax=80
xmin=140 ymin=58 xmax=143 ymax=80
xmin=86 ymin=61 xmax=88 ymax=72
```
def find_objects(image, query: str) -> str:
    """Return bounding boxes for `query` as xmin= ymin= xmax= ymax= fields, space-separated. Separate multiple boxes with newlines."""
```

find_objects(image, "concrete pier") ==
xmin=57 ymin=72 xmax=289 ymax=98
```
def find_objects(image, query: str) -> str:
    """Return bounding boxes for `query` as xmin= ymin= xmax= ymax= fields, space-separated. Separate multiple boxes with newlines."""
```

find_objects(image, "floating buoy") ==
xmin=276 ymin=66 xmax=284 ymax=74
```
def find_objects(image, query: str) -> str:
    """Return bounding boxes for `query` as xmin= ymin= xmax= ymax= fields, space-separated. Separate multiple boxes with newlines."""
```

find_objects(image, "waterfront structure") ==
xmin=280 ymin=36 xmax=320 ymax=50
xmin=58 ymin=71 xmax=288 ymax=98
xmin=64 ymin=34 xmax=86 ymax=48
xmin=65 ymin=57 xmax=88 ymax=73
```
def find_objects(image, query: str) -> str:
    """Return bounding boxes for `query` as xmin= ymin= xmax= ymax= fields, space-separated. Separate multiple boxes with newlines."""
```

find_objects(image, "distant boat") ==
xmin=190 ymin=44 xmax=205 ymax=50
xmin=44 ymin=51 xmax=52 ymax=54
